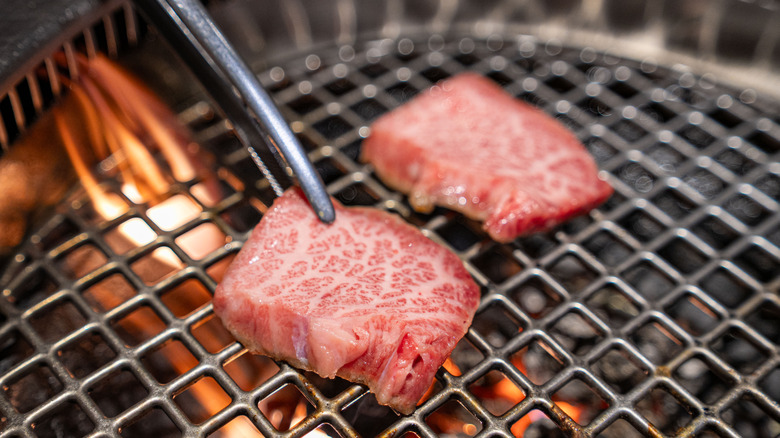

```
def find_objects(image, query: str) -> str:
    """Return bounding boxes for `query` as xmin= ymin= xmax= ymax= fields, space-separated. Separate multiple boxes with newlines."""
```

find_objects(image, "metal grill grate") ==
xmin=1 ymin=35 xmax=780 ymax=438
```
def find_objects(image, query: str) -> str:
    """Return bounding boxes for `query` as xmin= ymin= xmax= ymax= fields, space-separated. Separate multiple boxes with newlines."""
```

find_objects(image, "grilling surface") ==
xmin=1 ymin=35 xmax=780 ymax=437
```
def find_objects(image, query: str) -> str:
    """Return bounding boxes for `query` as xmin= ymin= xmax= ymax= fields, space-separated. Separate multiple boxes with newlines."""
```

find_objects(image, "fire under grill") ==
xmin=1 ymin=3 xmax=780 ymax=438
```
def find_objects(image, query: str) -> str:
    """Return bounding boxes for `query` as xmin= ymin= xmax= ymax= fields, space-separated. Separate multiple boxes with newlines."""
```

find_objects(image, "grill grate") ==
xmin=1 ymin=34 xmax=780 ymax=438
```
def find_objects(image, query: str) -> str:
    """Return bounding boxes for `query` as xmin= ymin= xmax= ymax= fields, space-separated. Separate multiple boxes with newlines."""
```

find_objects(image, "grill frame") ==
xmin=1 ymin=2 xmax=780 ymax=438
xmin=0 ymin=0 xmax=138 ymax=151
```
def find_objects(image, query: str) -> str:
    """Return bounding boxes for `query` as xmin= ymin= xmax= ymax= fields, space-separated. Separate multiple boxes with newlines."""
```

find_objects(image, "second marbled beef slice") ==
xmin=362 ymin=72 xmax=613 ymax=243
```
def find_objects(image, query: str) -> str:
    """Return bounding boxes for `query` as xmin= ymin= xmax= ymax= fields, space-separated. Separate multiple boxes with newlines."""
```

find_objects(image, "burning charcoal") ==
xmin=673 ymin=356 xmax=733 ymax=404
xmin=119 ymin=407 xmax=180 ymax=437
xmin=596 ymin=418 xmax=645 ymax=437
xmin=512 ymin=410 xmax=568 ymax=438
xmin=635 ymin=386 xmax=695 ymax=435
xmin=4 ymin=364 xmax=63 ymax=413
xmin=630 ymin=320 xmax=684 ymax=365
xmin=259 ymin=384 xmax=314 ymax=431
xmin=553 ymin=378 xmax=607 ymax=426
xmin=174 ymin=376 xmax=232 ymax=424
xmin=33 ymin=400 xmax=94 ymax=438
xmin=0 ymin=53 xmax=222 ymax=261
xmin=89 ymin=368 xmax=148 ymax=417
xmin=343 ymin=393 xmax=401 ymax=436
xmin=468 ymin=370 xmax=524 ymax=416
xmin=592 ymin=347 xmax=649 ymax=394
xmin=0 ymin=92 xmax=80 ymax=252
xmin=425 ymin=399 xmax=482 ymax=437
xmin=512 ymin=339 xmax=567 ymax=385
xmin=721 ymin=394 xmax=780 ymax=438
xmin=549 ymin=311 xmax=605 ymax=356
xmin=209 ymin=416 xmax=263 ymax=437
xmin=222 ymin=352 xmax=279 ymax=392
xmin=523 ymin=420 xmax=568 ymax=438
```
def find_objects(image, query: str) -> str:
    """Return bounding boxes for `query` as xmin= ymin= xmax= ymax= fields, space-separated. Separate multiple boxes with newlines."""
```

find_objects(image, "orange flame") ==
xmin=54 ymin=52 xmax=220 ymax=209
xmin=54 ymin=55 xmax=242 ymax=433
xmin=257 ymin=385 xmax=309 ymax=432
xmin=417 ymin=357 xmax=461 ymax=406
xmin=77 ymin=74 xmax=170 ymax=202
xmin=469 ymin=373 xmax=525 ymax=407
xmin=53 ymin=109 xmax=126 ymax=220
xmin=84 ymin=56 xmax=199 ymax=182
xmin=421 ymin=353 xmax=585 ymax=437
xmin=442 ymin=357 xmax=461 ymax=376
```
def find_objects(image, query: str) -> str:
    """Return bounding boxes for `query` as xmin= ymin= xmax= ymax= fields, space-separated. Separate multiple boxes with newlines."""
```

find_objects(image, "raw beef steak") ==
xmin=362 ymin=72 xmax=613 ymax=242
xmin=213 ymin=188 xmax=480 ymax=414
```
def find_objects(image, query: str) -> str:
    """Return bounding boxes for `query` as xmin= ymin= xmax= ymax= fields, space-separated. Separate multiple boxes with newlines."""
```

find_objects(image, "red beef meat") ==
xmin=213 ymin=188 xmax=480 ymax=414
xmin=362 ymin=72 xmax=613 ymax=242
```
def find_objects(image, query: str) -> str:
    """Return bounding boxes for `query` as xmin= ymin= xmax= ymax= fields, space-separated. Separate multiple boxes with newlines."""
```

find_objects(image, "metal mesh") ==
xmin=1 ymin=33 xmax=780 ymax=438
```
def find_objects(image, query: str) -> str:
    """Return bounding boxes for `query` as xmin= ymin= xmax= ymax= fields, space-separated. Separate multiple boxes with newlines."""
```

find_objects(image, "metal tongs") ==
xmin=134 ymin=0 xmax=335 ymax=223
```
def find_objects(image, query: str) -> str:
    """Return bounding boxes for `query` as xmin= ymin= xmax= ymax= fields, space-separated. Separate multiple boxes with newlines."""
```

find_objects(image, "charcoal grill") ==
xmin=1 ymin=1 xmax=779 ymax=437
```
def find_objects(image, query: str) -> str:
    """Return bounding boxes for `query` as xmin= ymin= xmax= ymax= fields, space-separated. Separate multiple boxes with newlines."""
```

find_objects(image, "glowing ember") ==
xmin=510 ymin=403 xmax=583 ymax=437
xmin=292 ymin=399 xmax=309 ymax=428
xmin=258 ymin=384 xmax=310 ymax=431
xmin=421 ymin=353 xmax=587 ymax=436
xmin=146 ymin=194 xmax=202 ymax=231
xmin=425 ymin=399 xmax=482 ymax=436
xmin=301 ymin=424 xmax=339 ymax=438
xmin=176 ymin=223 xmax=229 ymax=260
xmin=469 ymin=370 xmax=525 ymax=416
xmin=210 ymin=416 xmax=264 ymax=437
xmin=443 ymin=357 xmax=462 ymax=376
xmin=417 ymin=357 xmax=461 ymax=407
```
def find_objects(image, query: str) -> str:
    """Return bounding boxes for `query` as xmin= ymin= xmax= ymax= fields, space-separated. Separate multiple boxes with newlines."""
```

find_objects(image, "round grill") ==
xmin=1 ymin=34 xmax=779 ymax=437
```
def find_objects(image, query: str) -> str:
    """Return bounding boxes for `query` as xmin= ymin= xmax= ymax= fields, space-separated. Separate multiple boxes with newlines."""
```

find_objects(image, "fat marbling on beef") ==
xmin=213 ymin=188 xmax=480 ymax=414
xmin=362 ymin=72 xmax=613 ymax=242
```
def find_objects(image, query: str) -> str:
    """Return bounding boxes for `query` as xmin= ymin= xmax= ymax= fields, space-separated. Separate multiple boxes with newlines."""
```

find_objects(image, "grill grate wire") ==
xmin=1 ymin=32 xmax=780 ymax=438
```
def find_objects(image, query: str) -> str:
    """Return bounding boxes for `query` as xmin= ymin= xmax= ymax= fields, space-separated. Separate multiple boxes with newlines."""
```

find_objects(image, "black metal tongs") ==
xmin=134 ymin=0 xmax=335 ymax=224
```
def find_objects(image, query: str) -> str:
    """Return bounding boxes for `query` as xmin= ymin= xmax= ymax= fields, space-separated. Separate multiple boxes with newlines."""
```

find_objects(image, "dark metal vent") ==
xmin=0 ymin=1 xmax=138 ymax=152
xmin=1 ymin=35 xmax=779 ymax=437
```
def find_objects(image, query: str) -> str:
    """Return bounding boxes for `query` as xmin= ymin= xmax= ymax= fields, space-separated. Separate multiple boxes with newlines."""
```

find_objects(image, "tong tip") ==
xmin=314 ymin=197 xmax=336 ymax=224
